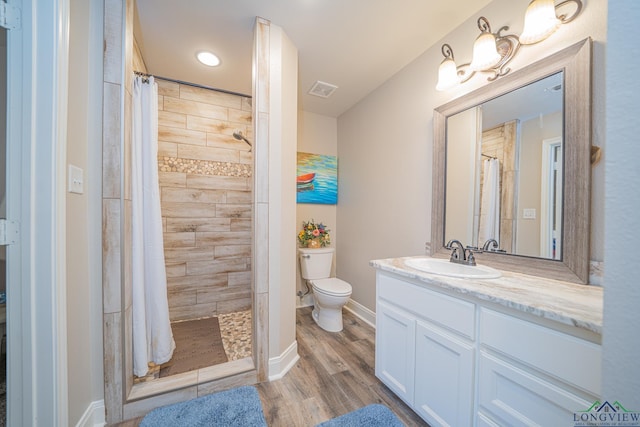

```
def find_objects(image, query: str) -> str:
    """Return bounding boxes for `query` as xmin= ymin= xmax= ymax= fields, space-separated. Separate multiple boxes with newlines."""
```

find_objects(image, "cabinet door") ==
xmin=375 ymin=301 xmax=416 ymax=405
xmin=414 ymin=320 xmax=474 ymax=427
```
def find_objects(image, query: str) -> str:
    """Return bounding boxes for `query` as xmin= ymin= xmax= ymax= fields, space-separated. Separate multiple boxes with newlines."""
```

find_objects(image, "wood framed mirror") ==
xmin=431 ymin=38 xmax=592 ymax=284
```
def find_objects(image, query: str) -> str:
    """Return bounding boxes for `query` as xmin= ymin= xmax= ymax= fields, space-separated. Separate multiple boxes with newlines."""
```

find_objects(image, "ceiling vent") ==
xmin=545 ymin=83 xmax=562 ymax=93
xmin=308 ymin=81 xmax=338 ymax=98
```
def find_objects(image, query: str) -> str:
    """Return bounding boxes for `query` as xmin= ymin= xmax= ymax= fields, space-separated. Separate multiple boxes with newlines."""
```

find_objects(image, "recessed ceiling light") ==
xmin=197 ymin=51 xmax=221 ymax=67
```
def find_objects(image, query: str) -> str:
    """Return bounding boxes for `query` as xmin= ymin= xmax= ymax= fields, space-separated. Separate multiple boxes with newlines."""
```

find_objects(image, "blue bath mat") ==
xmin=140 ymin=385 xmax=267 ymax=427
xmin=316 ymin=404 xmax=405 ymax=427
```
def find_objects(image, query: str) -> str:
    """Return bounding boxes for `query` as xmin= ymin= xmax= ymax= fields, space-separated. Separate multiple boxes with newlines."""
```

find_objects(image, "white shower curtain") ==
xmin=132 ymin=75 xmax=175 ymax=377
xmin=478 ymin=158 xmax=501 ymax=246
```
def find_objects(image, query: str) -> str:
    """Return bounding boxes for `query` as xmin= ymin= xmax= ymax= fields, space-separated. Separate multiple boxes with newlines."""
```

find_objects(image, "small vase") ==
xmin=307 ymin=238 xmax=321 ymax=249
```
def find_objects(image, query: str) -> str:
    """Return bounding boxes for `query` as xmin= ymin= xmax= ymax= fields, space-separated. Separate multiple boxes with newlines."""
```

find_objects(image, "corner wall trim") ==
xmin=344 ymin=299 xmax=376 ymax=329
xmin=268 ymin=340 xmax=300 ymax=381
xmin=75 ymin=400 xmax=106 ymax=427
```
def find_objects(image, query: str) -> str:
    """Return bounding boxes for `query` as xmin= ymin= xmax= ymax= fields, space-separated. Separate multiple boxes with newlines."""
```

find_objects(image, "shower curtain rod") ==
xmin=133 ymin=70 xmax=251 ymax=98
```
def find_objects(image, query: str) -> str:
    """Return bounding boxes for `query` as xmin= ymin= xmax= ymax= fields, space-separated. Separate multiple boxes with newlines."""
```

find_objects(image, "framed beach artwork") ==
xmin=296 ymin=152 xmax=338 ymax=204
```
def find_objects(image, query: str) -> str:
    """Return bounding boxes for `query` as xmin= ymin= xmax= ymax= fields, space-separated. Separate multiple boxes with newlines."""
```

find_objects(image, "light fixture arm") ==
xmin=556 ymin=0 xmax=583 ymax=24
xmin=477 ymin=16 xmax=492 ymax=33
xmin=441 ymin=43 xmax=455 ymax=61
xmin=488 ymin=27 xmax=521 ymax=81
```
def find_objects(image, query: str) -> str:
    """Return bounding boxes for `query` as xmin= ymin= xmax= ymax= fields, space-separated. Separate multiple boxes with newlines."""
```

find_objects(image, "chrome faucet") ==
xmin=482 ymin=239 xmax=499 ymax=252
xmin=445 ymin=239 xmax=476 ymax=266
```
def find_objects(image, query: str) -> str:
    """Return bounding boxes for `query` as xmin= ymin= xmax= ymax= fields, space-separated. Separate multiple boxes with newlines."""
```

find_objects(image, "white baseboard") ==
xmin=75 ymin=400 xmax=106 ymax=427
xmin=344 ymin=299 xmax=376 ymax=329
xmin=268 ymin=340 xmax=300 ymax=381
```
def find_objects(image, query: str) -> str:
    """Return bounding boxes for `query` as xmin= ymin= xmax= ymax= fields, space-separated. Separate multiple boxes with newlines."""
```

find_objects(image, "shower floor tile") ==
xmin=219 ymin=309 xmax=252 ymax=361
xmin=133 ymin=309 xmax=252 ymax=383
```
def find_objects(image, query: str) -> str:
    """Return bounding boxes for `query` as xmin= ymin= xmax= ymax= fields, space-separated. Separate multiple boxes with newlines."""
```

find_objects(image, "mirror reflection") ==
xmin=444 ymin=72 xmax=563 ymax=260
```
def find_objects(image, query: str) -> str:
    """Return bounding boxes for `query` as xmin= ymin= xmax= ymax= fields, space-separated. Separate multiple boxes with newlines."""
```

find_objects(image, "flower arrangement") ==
xmin=298 ymin=220 xmax=331 ymax=248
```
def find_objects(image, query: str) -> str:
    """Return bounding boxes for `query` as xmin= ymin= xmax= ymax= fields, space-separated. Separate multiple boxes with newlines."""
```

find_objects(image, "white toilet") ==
xmin=298 ymin=247 xmax=352 ymax=332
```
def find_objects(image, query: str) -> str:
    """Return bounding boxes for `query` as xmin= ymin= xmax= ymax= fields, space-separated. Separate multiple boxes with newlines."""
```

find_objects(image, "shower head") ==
xmin=233 ymin=130 xmax=252 ymax=151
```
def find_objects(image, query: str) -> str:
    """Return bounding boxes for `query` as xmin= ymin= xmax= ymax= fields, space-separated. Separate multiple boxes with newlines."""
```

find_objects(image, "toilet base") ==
xmin=312 ymin=305 xmax=344 ymax=332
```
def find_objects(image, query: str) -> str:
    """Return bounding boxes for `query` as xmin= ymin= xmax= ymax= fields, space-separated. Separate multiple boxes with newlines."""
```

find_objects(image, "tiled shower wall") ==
xmin=156 ymin=79 xmax=253 ymax=321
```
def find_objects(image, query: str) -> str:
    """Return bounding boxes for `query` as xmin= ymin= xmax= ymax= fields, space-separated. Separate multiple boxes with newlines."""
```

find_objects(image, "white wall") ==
xmin=602 ymin=0 xmax=640 ymax=408
xmin=337 ymin=0 xmax=607 ymax=312
xmin=516 ymin=111 xmax=562 ymax=256
xmin=296 ymin=111 xmax=338 ymax=306
xmin=267 ymin=24 xmax=299 ymax=366
xmin=445 ymin=107 xmax=478 ymax=245
xmin=66 ymin=0 xmax=92 ymax=422
xmin=67 ymin=0 xmax=105 ymax=423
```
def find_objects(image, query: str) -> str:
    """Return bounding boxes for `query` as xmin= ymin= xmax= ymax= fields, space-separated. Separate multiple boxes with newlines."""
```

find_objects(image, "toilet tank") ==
xmin=298 ymin=247 xmax=335 ymax=280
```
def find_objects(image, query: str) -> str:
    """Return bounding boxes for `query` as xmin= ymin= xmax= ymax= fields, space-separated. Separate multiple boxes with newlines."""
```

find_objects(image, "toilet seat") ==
xmin=311 ymin=278 xmax=352 ymax=296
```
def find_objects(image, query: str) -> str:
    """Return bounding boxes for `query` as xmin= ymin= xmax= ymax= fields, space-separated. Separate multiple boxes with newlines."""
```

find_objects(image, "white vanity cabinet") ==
xmin=376 ymin=272 xmax=476 ymax=427
xmin=374 ymin=269 xmax=602 ymax=427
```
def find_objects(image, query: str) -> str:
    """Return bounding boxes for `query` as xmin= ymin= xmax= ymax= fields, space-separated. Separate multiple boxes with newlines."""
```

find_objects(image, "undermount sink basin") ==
xmin=404 ymin=257 xmax=502 ymax=279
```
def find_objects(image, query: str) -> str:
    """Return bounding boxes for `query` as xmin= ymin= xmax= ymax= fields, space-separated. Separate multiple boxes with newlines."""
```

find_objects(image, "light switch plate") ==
xmin=68 ymin=164 xmax=84 ymax=194
xmin=523 ymin=208 xmax=536 ymax=219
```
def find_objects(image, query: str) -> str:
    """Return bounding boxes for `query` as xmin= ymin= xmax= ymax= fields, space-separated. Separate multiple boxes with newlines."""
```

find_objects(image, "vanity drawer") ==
xmin=479 ymin=308 xmax=601 ymax=395
xmin=477 ymin=352 xmax=594 ymax=426
xmin=377 ymin=273 xmax=475 ymax=339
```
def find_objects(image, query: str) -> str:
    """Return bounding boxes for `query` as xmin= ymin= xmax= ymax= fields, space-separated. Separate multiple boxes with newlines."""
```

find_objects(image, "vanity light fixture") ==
xmin=196 ymin=51 xmax=221 ymax=67
xmin=435 ymin=0 xmax=583 ymax=91
xmin=436 ymin=17 xmax=520 ymax=90
xmin=469 ymin=17 xmax=502 ymax=71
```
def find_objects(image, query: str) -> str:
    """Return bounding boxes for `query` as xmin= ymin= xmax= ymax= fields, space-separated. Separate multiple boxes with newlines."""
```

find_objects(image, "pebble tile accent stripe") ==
xmin=159 ymin=156 xmax=252 ymax=178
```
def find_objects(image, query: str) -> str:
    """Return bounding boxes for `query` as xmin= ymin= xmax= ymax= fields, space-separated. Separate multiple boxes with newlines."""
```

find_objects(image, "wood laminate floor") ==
xmin=112 ymin=307 xmax=428 ymax=426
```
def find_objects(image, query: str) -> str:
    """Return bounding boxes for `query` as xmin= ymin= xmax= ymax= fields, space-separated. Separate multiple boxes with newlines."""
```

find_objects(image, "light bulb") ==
xmin=520 ymin=0 xmax=561 ymax=45
xmin=436 ymin=58 xmax=459 ymax=91
xmin=469 ymin=32 xmax=502 ymax=71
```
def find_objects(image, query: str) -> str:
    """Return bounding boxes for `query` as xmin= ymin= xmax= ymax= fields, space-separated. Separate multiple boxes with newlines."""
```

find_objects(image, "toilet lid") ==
xmin=311 ymin=278 xmax=352 ymax=296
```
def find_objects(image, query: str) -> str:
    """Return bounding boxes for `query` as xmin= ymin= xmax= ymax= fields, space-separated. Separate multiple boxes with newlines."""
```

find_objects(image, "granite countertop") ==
xmin=370 ymin=256 xmax=603 ymax=335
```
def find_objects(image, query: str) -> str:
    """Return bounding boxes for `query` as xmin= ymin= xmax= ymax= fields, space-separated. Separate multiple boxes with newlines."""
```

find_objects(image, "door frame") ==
xmin=6 ymin=0 xmax=69 ymax=424
xmin=540 ymin=137 xmax=563 ymax=260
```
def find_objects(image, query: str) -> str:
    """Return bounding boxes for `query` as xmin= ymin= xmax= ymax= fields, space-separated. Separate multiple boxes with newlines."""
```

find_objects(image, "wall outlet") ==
xmin=523 ymin=208 xmax=536 ymax=219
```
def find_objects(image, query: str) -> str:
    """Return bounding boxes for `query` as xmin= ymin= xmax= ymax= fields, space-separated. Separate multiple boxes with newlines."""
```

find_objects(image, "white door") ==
xmin=414 ymin=320 xmax=474 ymax=427
xmin=375 ymin=301 xmax=416 ymax=405
xmin=540 ymin=137 xmax=563 ymax=260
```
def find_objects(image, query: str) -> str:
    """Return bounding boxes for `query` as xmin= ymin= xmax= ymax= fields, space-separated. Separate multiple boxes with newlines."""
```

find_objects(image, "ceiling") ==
xmin=134 ymin=0 xmax=492 ymax=118
xmin=482 ymin=72 xmax=563 ymax=130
